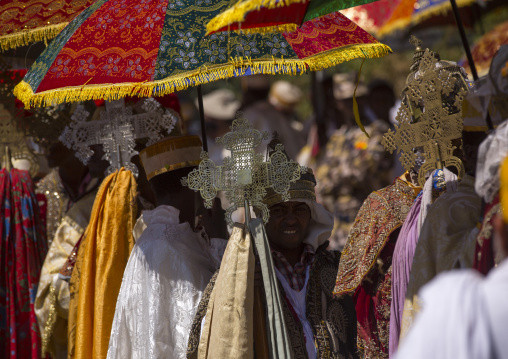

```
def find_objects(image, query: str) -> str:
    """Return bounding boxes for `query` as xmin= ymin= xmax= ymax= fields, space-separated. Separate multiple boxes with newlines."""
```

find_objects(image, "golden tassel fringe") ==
xmin=14 ymin=43 xmax=392 ymax=109
xmin=222 ymin=23 xmax=299 ymax=35
xmin=206 ymin=0 xmax=306 ymax=34
xmin=377 ymin=0 xmax=477 ymax=37
xmin=0 ymin=24 xmax=68 ymax=52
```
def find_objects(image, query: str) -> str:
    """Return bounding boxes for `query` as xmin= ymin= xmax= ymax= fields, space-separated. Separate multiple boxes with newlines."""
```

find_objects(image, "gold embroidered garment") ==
xmin=400 ymin=174 xmax=482 ymax=340
xmin=73 ymin=169 xmax=137 ymax=359
xmin=34 ymin=189 xmax=97 ymax=359
xmin=334 ymin=176 xmax=420 ymax=296
xmin=334 ymin=177 xmax=420 ymax=358
xmin=36 ymin=168 xmax=70 ymax=247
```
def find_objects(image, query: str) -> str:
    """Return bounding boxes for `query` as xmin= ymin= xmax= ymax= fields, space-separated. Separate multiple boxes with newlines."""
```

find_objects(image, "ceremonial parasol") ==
xmin=13 ymin=0 xmax=391 ymax=110
xmin=205 ymin=0 xmax=380 ymax=34
xmin=0 ymin=0 xmax=97 ymax=51
xmin=460 ymin=20 xmax=508 ymax=77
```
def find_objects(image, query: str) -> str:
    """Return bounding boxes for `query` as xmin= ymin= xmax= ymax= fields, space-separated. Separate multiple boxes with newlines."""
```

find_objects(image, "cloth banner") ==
xmin=249 ymin=218 xmax=293 ymax=359
xmin=198 ymin=224 xmax=255 ymax=359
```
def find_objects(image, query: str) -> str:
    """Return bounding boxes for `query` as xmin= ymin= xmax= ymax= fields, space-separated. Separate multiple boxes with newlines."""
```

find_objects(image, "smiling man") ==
xmin=187 ymin=166 xmax=359 ymax=359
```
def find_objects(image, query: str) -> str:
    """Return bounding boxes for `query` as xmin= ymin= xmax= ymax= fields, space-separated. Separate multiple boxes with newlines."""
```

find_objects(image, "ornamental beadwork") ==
xmin=381 ymin=49 xmax=468 ymax=187
xmin=182 ymin=114 xmax=303 ymax=227
xmin=0 ymin=103 xmax=39 ymax=176
xmin=59 ymin=98 xmax=178 ymax=177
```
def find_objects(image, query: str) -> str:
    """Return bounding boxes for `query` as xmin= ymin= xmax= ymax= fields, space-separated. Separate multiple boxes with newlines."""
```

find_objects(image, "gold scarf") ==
xmin=71 ymin=169 xmax=137 ymax=359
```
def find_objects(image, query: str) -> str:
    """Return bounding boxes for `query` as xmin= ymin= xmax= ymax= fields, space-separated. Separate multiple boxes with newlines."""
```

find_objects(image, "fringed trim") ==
xmin=223 ymin=23 xmax=299 ymax=35
xmin=14 ymin=43 xmax=392 ymax=109
xmin=206 ymin=0 xmax=306 ymax=34
xmin=377 ymin=0 xmax=477 ymax=37
xmin=0 ymin=23 xmax=68 ymax=51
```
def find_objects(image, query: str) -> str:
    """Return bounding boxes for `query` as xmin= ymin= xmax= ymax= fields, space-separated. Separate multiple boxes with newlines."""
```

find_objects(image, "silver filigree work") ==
xmin=182 ymin=114 xmax=303 ymax=226
xmin=59 ymin=98 xmax=178 ymax=177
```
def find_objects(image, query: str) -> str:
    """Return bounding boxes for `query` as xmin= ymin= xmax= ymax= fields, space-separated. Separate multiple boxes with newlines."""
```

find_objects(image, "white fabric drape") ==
xmin=396 ymin=260 xmax=508 ymax=359
xmin=107 ymin=205 xmax=224 ymax=359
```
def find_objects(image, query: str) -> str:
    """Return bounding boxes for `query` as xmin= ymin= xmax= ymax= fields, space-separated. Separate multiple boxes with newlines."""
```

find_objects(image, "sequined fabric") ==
xmin=473 ymin=196 xmax=501 ymax=275
xmin=334 ymin=177 xmax=419 ymax=296
xmin=36 ymin=168 xmax=70 ymax=247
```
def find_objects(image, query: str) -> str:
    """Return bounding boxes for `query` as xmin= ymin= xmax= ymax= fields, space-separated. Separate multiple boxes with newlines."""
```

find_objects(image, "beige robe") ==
xmin=34 ymin=190 xmax=97 ymax=359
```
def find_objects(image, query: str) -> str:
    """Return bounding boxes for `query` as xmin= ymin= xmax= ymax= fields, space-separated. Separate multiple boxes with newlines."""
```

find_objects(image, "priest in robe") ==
xmin=107 ymin=135 xmax=227 ymax=359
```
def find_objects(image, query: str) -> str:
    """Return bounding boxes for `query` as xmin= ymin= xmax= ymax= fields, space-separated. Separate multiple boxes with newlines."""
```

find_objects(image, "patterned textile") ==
xmin=14 ymin=0 xmax=391 ymax=108
xmin=73 ymin=169 xmax=137 ymax=359
xmin=473 ymin=195 xmax=500 ymax=275
xmin=34 ymin=189 xmax=97 ymax=359
xmin=334 ymin=176 xmax=419 ymax=295
xmin=36 ymin=168 xmax=70 ymax=246
xmin=0 ymin=0 xmax=97 ymax=51
xmin=334 ymin=177 xmax=420 ymax=358
xmin=400 ymin=175 xmax=482 ymax=341
xmin=341 ymin=0 xmax=401 ymax=35
xmin=187 ymin=244 xmax=359 ymax=359
xmin=272 ymin=244 xmax=315 ymax=291
xmin=205 ymin=0 xmax=377 ymax=33
xmin=315 ymin=121 xmax=393 ymax=249
xmin=58 ymin=234 xmax=83 ymax=281
xmin=0 ymin=169 xmax=47 ymax=359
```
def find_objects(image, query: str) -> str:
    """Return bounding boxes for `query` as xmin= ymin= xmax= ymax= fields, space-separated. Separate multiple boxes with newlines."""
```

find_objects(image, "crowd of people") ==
xmin=1 ymin=32 xmax=507 ymax=359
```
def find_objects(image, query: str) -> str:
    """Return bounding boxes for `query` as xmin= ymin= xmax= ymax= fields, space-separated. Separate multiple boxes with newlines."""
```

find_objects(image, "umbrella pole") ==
xmin=449 ymin=0 xmax=494 ymax=130
xmin=197 ymin=85 xmax=209 ymax=152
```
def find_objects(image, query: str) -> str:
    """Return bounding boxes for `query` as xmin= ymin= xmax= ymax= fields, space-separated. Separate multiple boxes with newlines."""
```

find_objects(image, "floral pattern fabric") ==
xmin=18 ymin=0 xmax=390 ymax=107
xmin=0 ymin=169 xmax=47 ymax=359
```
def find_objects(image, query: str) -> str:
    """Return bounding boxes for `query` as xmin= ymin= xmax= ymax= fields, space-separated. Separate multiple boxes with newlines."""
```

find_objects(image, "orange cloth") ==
xmin=73 ymin=169 xmax=137 ymax=359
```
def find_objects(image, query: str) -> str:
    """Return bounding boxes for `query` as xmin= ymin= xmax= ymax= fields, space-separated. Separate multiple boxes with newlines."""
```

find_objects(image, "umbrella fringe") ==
xmin=0 ymin=23 xmax=68 ymax=52
xmin=212 ymin=24 xmax=300 ymax=35
xmin=378 ymin=0 xmax=477 ymax=37
xmin=206 ymin=0 xmax=306 ymax=34
xmin=14 ymin=43 xmax=391 ymax=109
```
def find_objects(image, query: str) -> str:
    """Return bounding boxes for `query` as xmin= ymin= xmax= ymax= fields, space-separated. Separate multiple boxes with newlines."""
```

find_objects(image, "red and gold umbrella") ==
xmin=14 ymin=0 xmax=391 ymax=109
xmin=206 ymin=0 xmax=380 ymax=34
xmin=461 ymin=20 xmax=508 ymax=77
xmin=0 ymin=0 xmax=97 ymax=51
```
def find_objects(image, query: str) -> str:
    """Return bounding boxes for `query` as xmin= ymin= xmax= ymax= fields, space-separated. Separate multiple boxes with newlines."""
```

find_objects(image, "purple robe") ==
xmin=389 ymin=195 xmax=422 ymax=356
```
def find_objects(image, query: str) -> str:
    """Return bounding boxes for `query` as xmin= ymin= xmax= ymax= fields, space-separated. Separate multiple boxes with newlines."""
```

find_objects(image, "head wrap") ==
xmin=263 ymin=168 xmax=334 ymax=250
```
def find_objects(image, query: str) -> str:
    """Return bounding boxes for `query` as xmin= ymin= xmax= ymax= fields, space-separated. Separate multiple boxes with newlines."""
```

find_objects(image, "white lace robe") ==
xmin=107 ymin=205 xmax=226 ymax=359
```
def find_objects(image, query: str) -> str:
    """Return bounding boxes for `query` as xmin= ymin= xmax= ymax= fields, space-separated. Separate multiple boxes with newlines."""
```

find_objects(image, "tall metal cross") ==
xmin=381 ymin=49 xmax=468 ymax=186
xmin=182 ymin=114 xmax=303 ymax=227
xmin=60 ymin=98 xmax=178 ymax=177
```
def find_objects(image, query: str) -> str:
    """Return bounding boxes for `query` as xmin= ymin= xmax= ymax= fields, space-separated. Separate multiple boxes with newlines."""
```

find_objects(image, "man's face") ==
xmin=265 ymin=201 xmax=311 ymax=251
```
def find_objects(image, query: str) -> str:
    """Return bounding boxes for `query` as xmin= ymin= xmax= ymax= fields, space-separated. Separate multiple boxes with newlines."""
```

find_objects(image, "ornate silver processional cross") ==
xmin=182 ymin=114 xmax=304 ymax=227
xmin=59 ymin=98 xmax=178 ymax=177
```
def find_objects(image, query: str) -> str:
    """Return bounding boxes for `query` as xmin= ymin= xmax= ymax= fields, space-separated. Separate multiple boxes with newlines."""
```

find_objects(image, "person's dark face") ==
xmin=265 ymin=201 xmax=311 ymax=251
xmin=46 ymin=142 xmax=72 ymax=168
xmin=87 ymin=144 xmax=109 ymax=178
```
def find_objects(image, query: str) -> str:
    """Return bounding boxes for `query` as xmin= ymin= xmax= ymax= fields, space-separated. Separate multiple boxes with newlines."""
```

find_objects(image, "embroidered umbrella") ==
xmin=205 ymin=0 xmax=381 ymax=34
xmin=0 ymin=0 xmax=97 ymax=51
xmin=460 ymin=20 xmax=508 ymax=77
xmin=13 ymin=0 xmax=391 ymax=110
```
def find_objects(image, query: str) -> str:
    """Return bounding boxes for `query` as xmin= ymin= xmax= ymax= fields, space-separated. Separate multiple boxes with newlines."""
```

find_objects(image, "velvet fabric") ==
xmin=73 ymin=169 xmax=137 ymax=359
